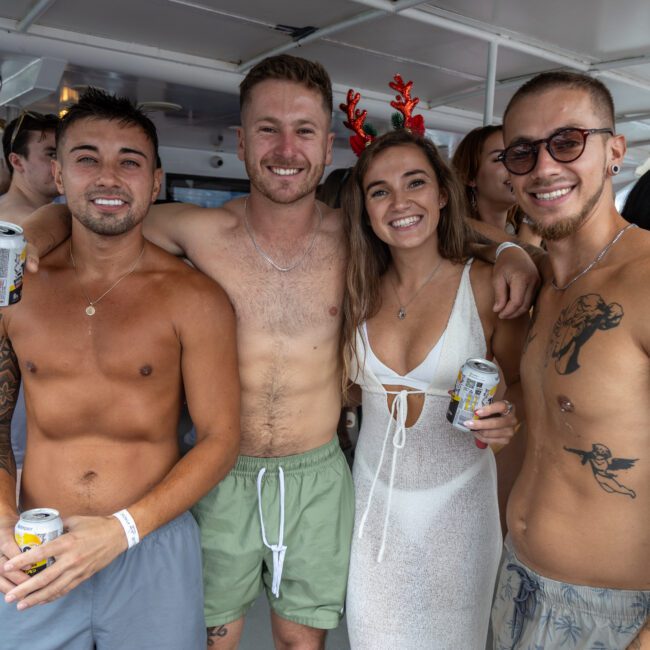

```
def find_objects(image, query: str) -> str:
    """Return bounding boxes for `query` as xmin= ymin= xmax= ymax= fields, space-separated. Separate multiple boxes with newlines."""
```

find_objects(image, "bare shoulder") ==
xmin=0 ymin=196 xmax=34 ymax=224
xmin=319 ymin=203 xmax=344 ymax=233
xmin=469 ymin=258 xmax=496 ymax=304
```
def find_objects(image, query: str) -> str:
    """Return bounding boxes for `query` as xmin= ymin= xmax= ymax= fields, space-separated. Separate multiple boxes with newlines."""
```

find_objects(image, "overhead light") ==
xmin=59 ymin=85 xmax=79 ymax=105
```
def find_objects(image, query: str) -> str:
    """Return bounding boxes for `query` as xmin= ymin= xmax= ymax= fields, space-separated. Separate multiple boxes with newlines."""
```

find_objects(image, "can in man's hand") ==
xmin=14 ymin=508 xmax=63 ymax=576
xmin=0 ymin=221 xmax=26 ymax=306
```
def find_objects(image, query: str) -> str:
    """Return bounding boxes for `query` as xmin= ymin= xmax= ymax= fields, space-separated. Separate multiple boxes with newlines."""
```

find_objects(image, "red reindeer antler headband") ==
xmin=339 ymin=74 xmax=425 ymax=156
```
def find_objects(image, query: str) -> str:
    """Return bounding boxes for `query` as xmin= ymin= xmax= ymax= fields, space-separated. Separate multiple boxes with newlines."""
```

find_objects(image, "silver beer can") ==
xmin=446 ymin=358 xmax=500 ymax=448
xmin=14 ymin=508 xmax=64 ymax=576
xmin=0 ymin=221 xmax=26 ymax=306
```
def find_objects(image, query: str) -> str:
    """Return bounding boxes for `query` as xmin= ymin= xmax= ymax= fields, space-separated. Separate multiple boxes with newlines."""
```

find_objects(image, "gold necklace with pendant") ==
xmin=69 ymin=241 xmax=145 ymax=316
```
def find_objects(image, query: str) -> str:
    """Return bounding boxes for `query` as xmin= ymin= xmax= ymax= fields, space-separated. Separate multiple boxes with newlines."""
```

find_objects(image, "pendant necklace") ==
xmin=389 ymin=259 xmax=444 ymax=320
xmin=243 ymin=198 xmax=322 ymax=272
xmin=69 ymin=241 xmax=145 ymax=316
xmin=552 ymin=223 xmax=637 ymax=291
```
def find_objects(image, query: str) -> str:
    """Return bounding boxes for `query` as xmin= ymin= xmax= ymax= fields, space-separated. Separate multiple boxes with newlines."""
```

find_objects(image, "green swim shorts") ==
xmin=192 ymin=436 xmax=354 ymax=629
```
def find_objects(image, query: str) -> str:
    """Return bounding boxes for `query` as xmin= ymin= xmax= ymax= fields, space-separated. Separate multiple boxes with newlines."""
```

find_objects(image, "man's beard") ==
xmin=527 ymin=172 xmax=606 ymax=241
xmin=245 ymin=156 xmax=324 ymax=205
xmin=75 ymin=211 xmax=137 ymax=236
xmin=73 ymin=190 xmax=141 ymax=236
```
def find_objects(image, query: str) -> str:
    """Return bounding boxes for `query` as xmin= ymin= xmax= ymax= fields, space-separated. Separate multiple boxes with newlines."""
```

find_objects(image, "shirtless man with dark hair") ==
xmin=24 ymin=55 xmax=539 ymax=650
xmin=492 ymin=71 xmax=650 ymax=650
xmin=0 ymin=89 xmax=239 ymax=650
xmin=0 ymin=111 xmax=59 ymax=474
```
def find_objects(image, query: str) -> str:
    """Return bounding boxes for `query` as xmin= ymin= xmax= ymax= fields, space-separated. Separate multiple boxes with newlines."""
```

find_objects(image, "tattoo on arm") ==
xmin=206 ymin=625 xmax=228 ymax=646
xmin=564 ymin=443 xmax=638 ymax=498
xmin=546 ymin=294 xmax=623 ymax=375
xmin=0 ymin=322 xmax=20 ymax=480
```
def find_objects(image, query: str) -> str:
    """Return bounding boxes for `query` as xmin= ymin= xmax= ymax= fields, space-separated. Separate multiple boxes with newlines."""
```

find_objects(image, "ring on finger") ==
xmin=502 ymin=400 xmax=513 ymax=416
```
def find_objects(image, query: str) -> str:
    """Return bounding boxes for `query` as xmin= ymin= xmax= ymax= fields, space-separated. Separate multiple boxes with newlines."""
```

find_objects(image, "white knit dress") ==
xmin=346 ymin=262 xmax=502 ymax=650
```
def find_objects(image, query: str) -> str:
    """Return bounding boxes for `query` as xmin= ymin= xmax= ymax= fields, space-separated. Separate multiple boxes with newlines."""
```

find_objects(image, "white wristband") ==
xmin=112 ymin=509 xmax=140 ymax=549
xmin=495 ymin=241 xmax=524 ymax=259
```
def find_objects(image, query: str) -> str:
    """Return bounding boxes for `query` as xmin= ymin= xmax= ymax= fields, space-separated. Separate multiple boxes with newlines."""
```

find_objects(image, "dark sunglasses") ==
xmin=497 ymin=127 xmax=614 ymax=175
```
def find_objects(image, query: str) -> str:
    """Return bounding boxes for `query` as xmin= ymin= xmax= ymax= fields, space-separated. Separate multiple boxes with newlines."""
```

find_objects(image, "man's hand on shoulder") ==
xmin=3 ymin=514 xmax=127 ymax=609
xmin=493 ymin=245 xmax=540 ymax=319
xmin=0 ymin=513 xmax=28 ymax=593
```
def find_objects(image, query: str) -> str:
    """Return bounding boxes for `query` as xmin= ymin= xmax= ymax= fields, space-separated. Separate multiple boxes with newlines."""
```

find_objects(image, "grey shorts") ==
xmin=491 ymin=538 xmax=650 ymax=650
xmin=0 ymin=511 xmax=205 ymax=650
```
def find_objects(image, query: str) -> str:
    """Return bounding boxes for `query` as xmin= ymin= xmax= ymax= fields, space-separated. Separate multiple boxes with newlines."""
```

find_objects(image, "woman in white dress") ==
xmin=341 ymin=130 xmax=529 ymax=649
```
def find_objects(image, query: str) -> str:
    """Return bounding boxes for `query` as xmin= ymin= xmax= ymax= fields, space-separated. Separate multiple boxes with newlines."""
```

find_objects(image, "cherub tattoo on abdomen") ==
xmin=547 ymin=294 xmax=623 ymax=374
xmin=564 ymin=443 xmax=638 ymax=498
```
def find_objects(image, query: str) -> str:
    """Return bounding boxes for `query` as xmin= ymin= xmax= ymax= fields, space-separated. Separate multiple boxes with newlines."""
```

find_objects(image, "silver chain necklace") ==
xmin=70 ymin=241 xmax=145 ymax=316
xmin=552 ymin=223 xmax=637 ymax=291
xmin=389 ymin=259 xmax=444 ymax=320
xmin=243 ymin=198 xmax=322 ymax=272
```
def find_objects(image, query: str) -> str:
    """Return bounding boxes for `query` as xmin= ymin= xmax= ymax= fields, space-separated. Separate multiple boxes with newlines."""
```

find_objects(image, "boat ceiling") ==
xmin=2 ymin=0 xmax=650 ymax=179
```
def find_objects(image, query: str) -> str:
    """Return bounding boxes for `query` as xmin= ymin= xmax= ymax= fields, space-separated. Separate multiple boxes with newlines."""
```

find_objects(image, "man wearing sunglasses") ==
xmin=0 ymin=112 xmax=60 ymax=482
xmin=491 ymin=71 xmax=650 ymax=650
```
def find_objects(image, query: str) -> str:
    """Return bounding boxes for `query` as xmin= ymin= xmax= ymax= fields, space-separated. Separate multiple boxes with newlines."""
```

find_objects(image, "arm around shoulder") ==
xmin=22 ymin=204 xmax=72 ymax=271
xmin=143 ymin=202 xmax=229 ymax=258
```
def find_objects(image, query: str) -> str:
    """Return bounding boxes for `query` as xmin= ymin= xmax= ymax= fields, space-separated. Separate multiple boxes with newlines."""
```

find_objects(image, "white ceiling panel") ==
xmin=1 ymin=0 xmax=650 ymax=178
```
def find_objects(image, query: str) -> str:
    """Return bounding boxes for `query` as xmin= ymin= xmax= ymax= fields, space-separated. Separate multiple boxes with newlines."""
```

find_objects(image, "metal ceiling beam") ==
xmin=352 ymin=0 xmax=593 ymax=70
xmin=0 ymin=18 xmax=241 ymax=94
xmin=322 ymin=37 xmax=484 ymax=82
xmin=483 ymin=42 xmax=498 ymax=125
xmin=592 ymin=53 xmax=650 ymax=71
xmin=617 ymin=112 xmax=650 ymax=124
xmin=429 ymin=75 xmax=535 ymax=109
xmin=236 ymin=0 xmax=429 ymax=73
xmin=352 ymin=0 xmax=650 ymax=95
xmin=16 ymin=0 xmax=58 ymax=33
xmin=0 ymin=19 xmax=484 ymax=132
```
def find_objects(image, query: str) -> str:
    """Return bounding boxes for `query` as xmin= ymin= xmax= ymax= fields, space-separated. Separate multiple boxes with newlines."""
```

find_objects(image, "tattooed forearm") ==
xmin=564 ymin=443 xmax=638 ymax=498
xmin=207 ymin=625 xmax=228 ymax=646
xmin=0 ymin=326 xmax=20 ymax=479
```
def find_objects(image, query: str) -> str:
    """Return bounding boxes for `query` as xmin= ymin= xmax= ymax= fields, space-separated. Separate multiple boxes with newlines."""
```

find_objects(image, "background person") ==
xmin=453 ymin=125 xmax=542 ymax=248
xmin=0 ymin=111 xmax=59 ymax=485
xmin=621 ymin=168 xmax=650 ymax=230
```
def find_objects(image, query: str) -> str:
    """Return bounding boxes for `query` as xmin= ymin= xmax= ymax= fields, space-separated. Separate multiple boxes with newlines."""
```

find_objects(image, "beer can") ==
xmin=0 ymin=221 xmax=26 ymax=306
xmin=14 ymin=508 xmax=63 ymax=576
xmin=446 ymin=358 xmax=500 ymax=449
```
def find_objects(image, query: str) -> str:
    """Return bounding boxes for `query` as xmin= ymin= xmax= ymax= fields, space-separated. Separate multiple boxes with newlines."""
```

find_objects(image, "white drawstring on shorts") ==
xmin=257 ymin=466 xmax=287 ymax=598
xmin=357 ymin=389 xmax=416 ymax=563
